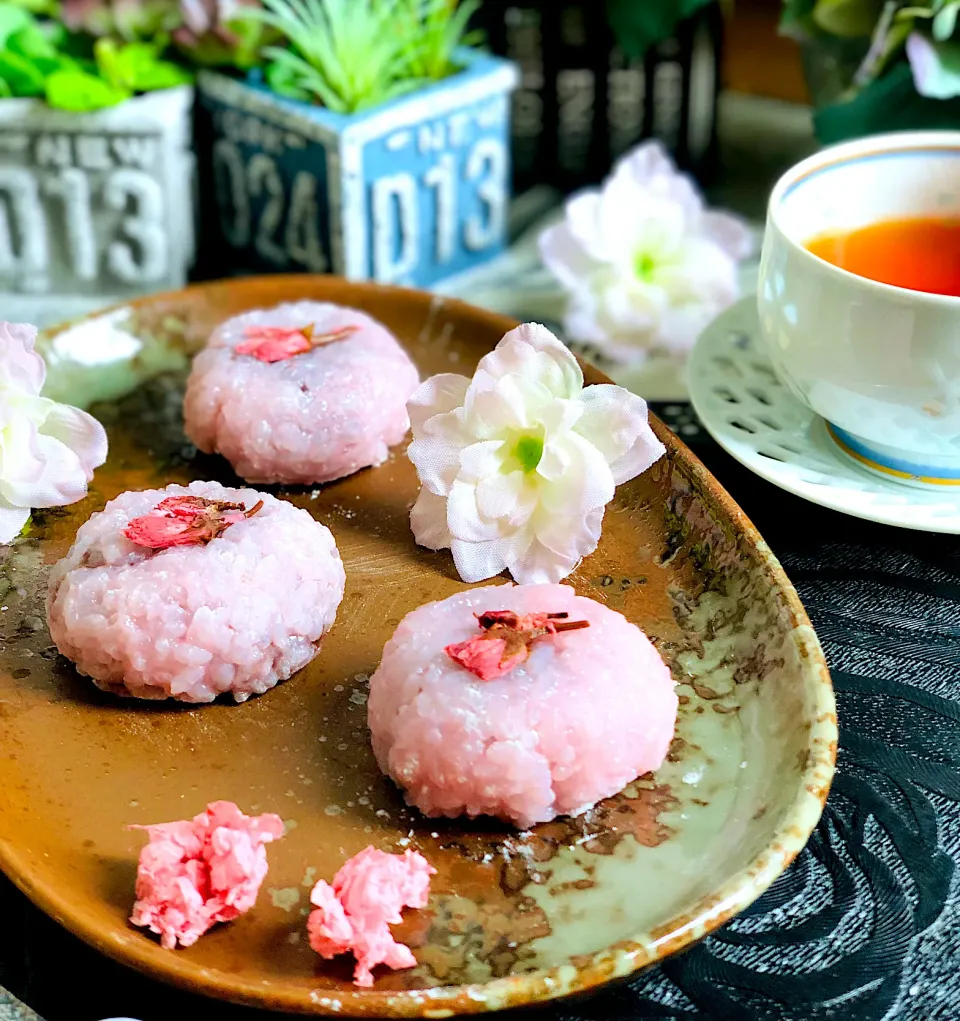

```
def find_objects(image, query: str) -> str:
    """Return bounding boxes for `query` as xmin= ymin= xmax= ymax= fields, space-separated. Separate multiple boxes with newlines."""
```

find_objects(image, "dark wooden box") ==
xmin=477 ymin=0 xmax=723 ymax=193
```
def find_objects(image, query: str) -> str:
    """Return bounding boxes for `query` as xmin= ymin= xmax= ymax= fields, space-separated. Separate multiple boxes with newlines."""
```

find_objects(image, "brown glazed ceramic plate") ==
xmin=0 ymin=277 xmax=836 ymax=1016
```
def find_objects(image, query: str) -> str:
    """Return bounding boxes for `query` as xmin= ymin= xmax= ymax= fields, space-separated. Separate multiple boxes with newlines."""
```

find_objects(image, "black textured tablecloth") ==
xmin=2 ymin=406 xmax=959 ymax=1021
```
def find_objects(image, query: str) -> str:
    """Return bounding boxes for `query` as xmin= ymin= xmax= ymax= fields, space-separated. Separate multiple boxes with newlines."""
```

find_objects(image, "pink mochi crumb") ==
xmin=130 ymin=800 xmax=285 ymax=949
xmin=307 ymin=846 xmax=435 ymax=987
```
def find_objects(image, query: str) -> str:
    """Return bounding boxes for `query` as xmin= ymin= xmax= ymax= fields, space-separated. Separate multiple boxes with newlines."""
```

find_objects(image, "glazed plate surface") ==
xmin=0 ymin=277 xmax=836 ymax=1016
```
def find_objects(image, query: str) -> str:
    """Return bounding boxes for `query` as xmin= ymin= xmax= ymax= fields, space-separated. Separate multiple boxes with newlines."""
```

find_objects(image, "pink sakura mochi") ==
xmin=130 ymin=800 xmax=285 ymax=949
xmin=182 ymin=300 xmax=421 ymax=485
xmin=308 ymin=846 xmax=435 ymax=987
xmin=368 ymin=583 xmax=678 ymax=830
xmin=46 ymin=480 xmax=345 ymax=703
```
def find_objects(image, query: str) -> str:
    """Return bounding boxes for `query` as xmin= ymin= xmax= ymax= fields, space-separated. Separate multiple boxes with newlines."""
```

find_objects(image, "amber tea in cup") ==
xmin=805 ymin=216 xmax=960 ymax=297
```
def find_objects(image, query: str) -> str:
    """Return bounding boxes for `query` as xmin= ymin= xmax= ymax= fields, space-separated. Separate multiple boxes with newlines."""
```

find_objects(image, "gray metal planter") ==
xmin=0 ymin=86 xmax=195 ymax=327
xmin=196 ymin=51 xmax=519 ymax=289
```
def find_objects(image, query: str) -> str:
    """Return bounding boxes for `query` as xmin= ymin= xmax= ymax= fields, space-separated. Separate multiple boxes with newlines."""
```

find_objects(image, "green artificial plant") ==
xmin=250 ymin=0 xmax=482 ymax=114
xmin=0 ymin=0 xmax=193 ymax=109
xmin=60 ymin=0 xmax=270 ymax=68
xmin=782 ymin=0 xmax=960 ymax=141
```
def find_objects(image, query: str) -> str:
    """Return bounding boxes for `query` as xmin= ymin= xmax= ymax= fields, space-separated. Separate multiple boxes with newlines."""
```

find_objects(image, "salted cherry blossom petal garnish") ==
xmin=123 ymin=495 xmax=263 ymax=550
xmin=0 ymin=320 xmax=108 ymax=544
xmin=130 ymin=800 xmax=284 ymax=950
xmin=235 ymin=323 xmax=360 ymax=363
xmin=445 ymin=609 xmax=590 ymax=680
xmin=539 ymin=139 xmax=750 ymax=364
xmin=406 ymin=322 xmax=665 ymax=584
xmin=307 ymin=846 xmax=435 ymax=987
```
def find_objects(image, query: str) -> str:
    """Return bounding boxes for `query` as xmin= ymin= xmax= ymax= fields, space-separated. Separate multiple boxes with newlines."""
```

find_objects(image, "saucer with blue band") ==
xmin=689 ymin=299 xmax=960 ymax=533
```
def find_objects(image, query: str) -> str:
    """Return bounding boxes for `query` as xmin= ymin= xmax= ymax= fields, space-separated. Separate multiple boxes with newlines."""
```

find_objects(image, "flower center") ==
xmin=634 ymin=250 xmax=657 ymax=282
xmin=512 ymin=433 xmax=544 ymax=473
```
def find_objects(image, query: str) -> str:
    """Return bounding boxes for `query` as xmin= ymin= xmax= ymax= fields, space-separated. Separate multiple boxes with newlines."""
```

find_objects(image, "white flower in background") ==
xmin=906 ymin=32 xmax=960 ymax=99
xmin=407 ymin=322 xmax=666 ymax=585
xmin=539 ymin=140 xmax=751 ymax=364
xmin=0 ymin=321 xmax=108 ymax=544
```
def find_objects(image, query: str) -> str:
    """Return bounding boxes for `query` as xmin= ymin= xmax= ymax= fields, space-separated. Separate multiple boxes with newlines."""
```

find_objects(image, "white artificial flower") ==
xmin=539 ymin=140 xmax=751 ymax=364
xmin=406 ymin=322 xmax=666 ymax=585
xmin=0 ymin=321 xmax=108 ymax=544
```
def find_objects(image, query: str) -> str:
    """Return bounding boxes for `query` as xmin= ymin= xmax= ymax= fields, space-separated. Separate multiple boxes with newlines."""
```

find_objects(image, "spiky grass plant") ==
xmin=253 ymin=0 xmax=481 ymax=114
xmin=395 ymin=0 xmax=481 ymax=80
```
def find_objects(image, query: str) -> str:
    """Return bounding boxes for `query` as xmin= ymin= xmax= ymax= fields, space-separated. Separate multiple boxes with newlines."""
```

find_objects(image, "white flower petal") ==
xmin=0 ymin=432 xmax=88 ymax=507
xmin=41 ymin=402 xmax=108 ymax=481
xmin=537 ymin=432 xmax=615 ymax=514
xmin=538 ymin=220 xmax=602 ymax=291
xmin=408 ymin=373 xmax=469 ymax=435
xmin=476 ymin=323 xmax=582 ymax=400
xmin=562 ymin=294 xmax=613 ymax=349
xmin=0 ymin=321 xmax=45 ymax=394
xmin=475 ymin=469 xmax=538 ymax=528
xmin=0 ymin=502 xmax=30 ymax=545
xmin=451 ymin=536 xmax=513 ymax=584
xmin=563 ymin=190 xmax=607 ymax=261
xmin=601 ymin=278 xmax=666 ymax=335
xmin=0 ymin=413 xmax=42 ymax=488
xmin=410 ymin=489 xmax=452 ymax=550
xmin=656 ymin=238 xmax=739 ymax=306
xmin=601 ymin=174 xmax=689 ymax=269
xmin=407 ymin=412 xmax=467 ymax=495
xmin=538 ymin=396 xmax=582 ymax=437
xmin=466 ymin=375 xmax=548 ymax=436
xmin=612 ymin=139 xmax=676 ymax=187
xmin=576 ymin=384 xmax=666 ymax=484
xmin=459 ymin=439 xmax=506 ymax=480
xmin=701 ymin=210 xmax=753 ymax=260
xmin=533 ymin=504 xmax=604 ymax=566
xmin=504 ymin=535 xmax=581 ymax=585
xmin=0 ymin=321 xmax=107 ymax=519
xmin=447 ymin=480 xmax=503 ymax=543
xmin=657 ymin=302 xmax=722 ymax=356
xmin=612 ymin=141 xmax=705 ymax=223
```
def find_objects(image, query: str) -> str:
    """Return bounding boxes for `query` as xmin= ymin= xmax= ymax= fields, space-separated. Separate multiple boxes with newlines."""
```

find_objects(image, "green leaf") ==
xmin=6 ymin=22 xmax=54 ymax=60
xmin=130 ymin=56 xmax=191 ymax=89
xmin=0 ymin=74 xmax=12 ymax=96
xmin=95 ymin=38 xmax=190 ymax=93
xmin=896 ymin=5 xmax=936 ymax=18
xmin=0 ymin=3 xmax=32 ymax=49
xmin=812 ymin=0 xmax=885 ymax=38
xmin=93 ymin=35 xmax=122 ymax=86
xmin=933 ymin=0 xmax=960 ymax=39
xmin=815 ymin=59 xmax=960 ymax=141
xmin=606 ymin=0 xmax=713 ymax=59
xmin=264 ymin=54 xmax=313 ymax=102
xmin=0 ymin=47 xmax=45 ymax=94
xmin=6 ymin=0 xmax=58 ymax=13
xmin=44 ymin=67 xmax=130 ymax=109
xmin=780 ymin=0 xmax=819 ymax=38
xmin=228 ymin=15 xmax=270 ymax=69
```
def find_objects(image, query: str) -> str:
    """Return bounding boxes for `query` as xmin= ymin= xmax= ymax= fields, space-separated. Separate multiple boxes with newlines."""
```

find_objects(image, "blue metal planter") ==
xmin=196 ymin=50 xmax=519 ymax=289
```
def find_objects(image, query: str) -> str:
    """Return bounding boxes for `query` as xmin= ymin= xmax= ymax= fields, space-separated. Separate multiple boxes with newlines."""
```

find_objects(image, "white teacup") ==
xmin=757 ymin=131 xmax=960 ymax=488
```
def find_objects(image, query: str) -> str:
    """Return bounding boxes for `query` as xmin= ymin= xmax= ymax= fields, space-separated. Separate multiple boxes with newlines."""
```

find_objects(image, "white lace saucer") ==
xmin=688 ymin=299 xmax=960 ymax=533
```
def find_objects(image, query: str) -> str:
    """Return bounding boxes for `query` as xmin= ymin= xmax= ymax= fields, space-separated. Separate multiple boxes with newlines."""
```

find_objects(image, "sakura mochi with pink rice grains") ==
xmin=46 ymin=481 xmax=345 ymax=703
xmin=183 ymin=301 xmax=420 ymax=485
xmin=368 ymin=582 xmax=678 ymax=829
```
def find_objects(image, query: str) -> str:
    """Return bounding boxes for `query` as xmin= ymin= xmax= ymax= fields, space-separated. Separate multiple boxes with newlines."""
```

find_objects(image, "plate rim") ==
xmin=1 ymin=276 xmax=837 ymax=1016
